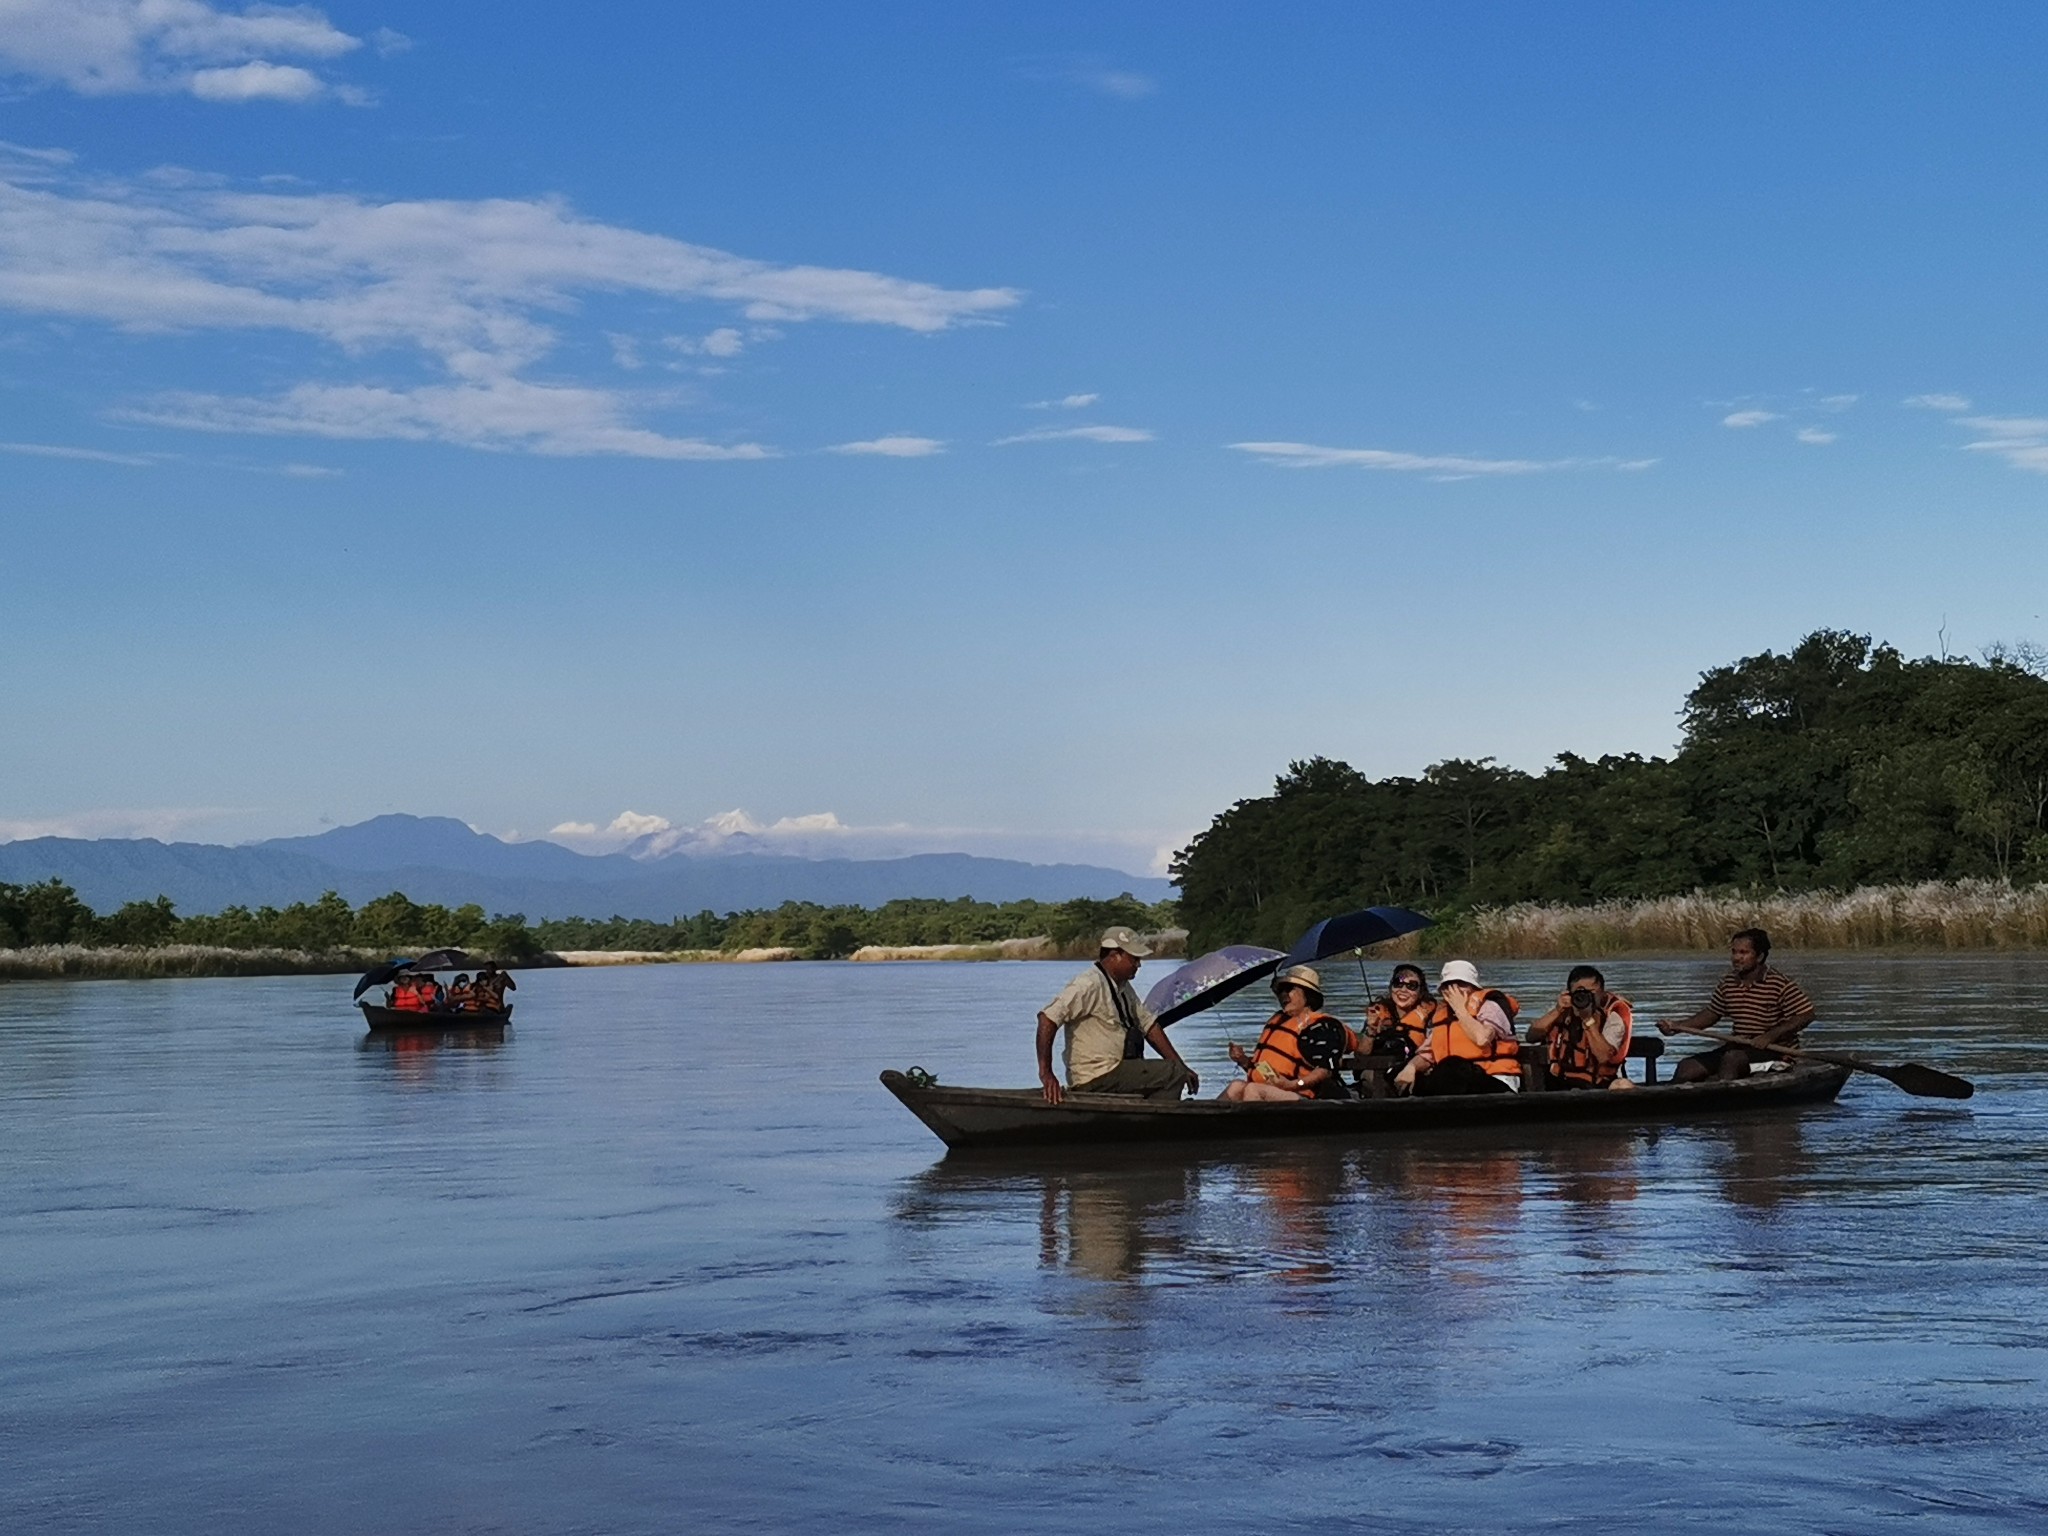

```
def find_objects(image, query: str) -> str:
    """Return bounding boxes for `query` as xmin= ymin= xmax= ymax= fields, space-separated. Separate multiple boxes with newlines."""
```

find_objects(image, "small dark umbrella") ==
xmin=1143 ymin=945 xmax=1287 ymax=1026
xmin=352 ymin=958 xmax=414 ymax=1001
xmin=1279 ymin=906 xmax=1433 ymax=970
xmin=409 ymin=947 xmax=483 ymax=974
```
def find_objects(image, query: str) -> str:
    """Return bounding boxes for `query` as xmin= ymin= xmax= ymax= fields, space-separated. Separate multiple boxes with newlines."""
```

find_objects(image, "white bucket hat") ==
xmin=1437 ymin=959 xmax=1482 ymax=990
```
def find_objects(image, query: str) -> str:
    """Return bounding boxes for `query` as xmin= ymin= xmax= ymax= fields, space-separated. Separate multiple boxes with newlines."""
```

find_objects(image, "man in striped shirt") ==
xmin=1659 ymin=928 xmax=1816 ymax=1082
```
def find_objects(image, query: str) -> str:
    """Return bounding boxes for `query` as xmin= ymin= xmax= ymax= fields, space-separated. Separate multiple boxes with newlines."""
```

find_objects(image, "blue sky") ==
xmin=4 ymin=3 xmax=2046 ymax=877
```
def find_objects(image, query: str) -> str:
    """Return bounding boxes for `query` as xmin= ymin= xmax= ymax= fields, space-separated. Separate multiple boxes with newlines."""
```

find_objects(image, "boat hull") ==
xmin=359 ymin=1002 xmax=512 ymax=1031
xmin=880 ymin=1063 xmax=1852 ymax=1151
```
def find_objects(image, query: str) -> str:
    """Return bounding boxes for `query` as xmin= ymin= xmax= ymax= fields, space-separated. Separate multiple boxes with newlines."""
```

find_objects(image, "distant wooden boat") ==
xmin=880 ymin=1062 xmax=1853 ymax=1151
xmin=358 ymin=1002 xmax=512 ymax=1031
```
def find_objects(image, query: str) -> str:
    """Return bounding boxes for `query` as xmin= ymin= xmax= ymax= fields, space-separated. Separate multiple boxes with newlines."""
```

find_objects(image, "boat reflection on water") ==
xmin=358 ymin=1024 xmax=508 ymax=1085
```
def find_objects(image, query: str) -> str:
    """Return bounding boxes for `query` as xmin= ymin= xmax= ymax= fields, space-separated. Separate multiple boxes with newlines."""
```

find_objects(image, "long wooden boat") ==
xmin=880 ymin=1062 xmax=1853 ymax=1151
xmin=359 ymin=1002 xmax=512 ymax=1032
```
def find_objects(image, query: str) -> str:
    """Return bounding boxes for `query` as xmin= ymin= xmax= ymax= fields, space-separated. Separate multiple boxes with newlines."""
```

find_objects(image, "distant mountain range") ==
xmin=0 ymin=814 xmax=1174 ymax=918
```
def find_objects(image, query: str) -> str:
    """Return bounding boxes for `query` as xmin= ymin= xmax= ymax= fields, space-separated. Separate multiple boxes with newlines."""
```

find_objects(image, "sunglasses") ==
xmin=1390 ymin=979 xmax=1422 ymax=990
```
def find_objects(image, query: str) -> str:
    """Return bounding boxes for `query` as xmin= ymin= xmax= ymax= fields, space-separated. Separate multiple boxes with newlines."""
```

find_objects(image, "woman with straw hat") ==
xmin=1220 ymin=965 xmax=1357 ymax=1102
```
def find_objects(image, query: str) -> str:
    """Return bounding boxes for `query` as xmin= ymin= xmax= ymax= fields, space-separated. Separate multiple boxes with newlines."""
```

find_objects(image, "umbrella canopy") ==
xmin=352 ymin=957 xmax=414 ymax=1001
xmin=1279 ymin=906 xmax=1433 ymax=970
xmin=409 ymin=947 xmax=488 ymax=975
xmin=1142 ymin=945 xmax=1287 ymax=1026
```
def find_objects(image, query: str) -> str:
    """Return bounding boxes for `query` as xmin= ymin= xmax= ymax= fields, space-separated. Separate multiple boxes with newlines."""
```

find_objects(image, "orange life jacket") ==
xmin=1424 ymin=989 xmax=1523 ymax=1079
xmin=1364 ymin=997 xmax=1432 ymax=1052
xmin=390 ymin=981 xmax=426 ymax=1013
xmin=1251 ymin=1010 xmax=1354 ymax=1097
xmin=474 ymin=974 xmax=506 ymax=1011
xmin=447 ymin=983 xmax=474 ymax=1012
xmin=1546 ymin=995 xmax=1633 ymax=1086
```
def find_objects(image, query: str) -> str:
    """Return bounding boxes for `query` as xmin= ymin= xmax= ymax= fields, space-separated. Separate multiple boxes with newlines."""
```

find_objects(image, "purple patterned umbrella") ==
xmin=1143 ymin=945 xmax=1287 ymax=1026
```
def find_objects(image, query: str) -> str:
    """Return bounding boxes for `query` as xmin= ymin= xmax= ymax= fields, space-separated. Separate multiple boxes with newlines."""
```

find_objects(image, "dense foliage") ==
xmin=1172 ymin=632 xmax=2048 ymax=950
xmin=0 ymin=882 xmax=1175 ymax=963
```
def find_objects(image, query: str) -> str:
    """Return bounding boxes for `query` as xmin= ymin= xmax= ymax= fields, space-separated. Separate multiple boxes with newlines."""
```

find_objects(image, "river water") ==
xmin=1 ymin=955 xmax=2043 ymax=1533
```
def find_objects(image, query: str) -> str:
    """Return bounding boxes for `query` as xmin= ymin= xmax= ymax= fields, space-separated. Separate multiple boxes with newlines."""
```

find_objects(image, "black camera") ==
xmin=1569 ymin=987 xmax=1597 ymax=1011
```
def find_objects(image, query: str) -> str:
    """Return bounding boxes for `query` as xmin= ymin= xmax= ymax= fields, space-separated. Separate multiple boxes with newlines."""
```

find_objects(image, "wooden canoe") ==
xmin=880 ymin=1062 xmax=1852 ymax=1151
xmin=359 ymin=1002 xmax=512 ymax=1031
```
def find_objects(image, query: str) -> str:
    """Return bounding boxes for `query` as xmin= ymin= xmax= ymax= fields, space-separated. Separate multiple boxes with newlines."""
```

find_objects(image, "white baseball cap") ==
xmin=1099 ymin=926 xmax=1153 ymax=958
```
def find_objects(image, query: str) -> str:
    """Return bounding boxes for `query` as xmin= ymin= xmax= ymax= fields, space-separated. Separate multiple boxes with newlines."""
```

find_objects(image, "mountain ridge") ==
xmin=0 ymin=814 xmax=1173 ymax=917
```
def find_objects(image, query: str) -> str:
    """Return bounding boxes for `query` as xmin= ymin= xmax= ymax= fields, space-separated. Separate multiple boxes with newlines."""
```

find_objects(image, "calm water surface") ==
xmin=2 ymin=956 xmax=2044 ymax=1533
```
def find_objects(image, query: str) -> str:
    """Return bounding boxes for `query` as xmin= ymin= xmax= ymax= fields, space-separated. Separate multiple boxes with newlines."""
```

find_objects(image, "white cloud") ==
xmin=1026 ymin=392 xmax=1098 ymax=409
xmin=1795 ymin=427 xmax=1836 ymax=445
xmin=542 ymin=806 xmax=1174 ymax=878
xmin=1906 ymin=392 xmax=1971 ymax=412
xmin=277 ymin=461 xmax=340 ymax=476
xmin=1229 ymin=441 xmax=1655 ymax=476
xmin=0 ymin=805 xmax=241 ymax=843
xmin=0 ymin=439 xmax=155 ymax=464
xmin=1721 ymin=409 xmax=1779 ymax=428
xmin=0 ymin=0 xmax=365 ymax=103
xmin=1020 ymin=55 xmax=1157 ymax=99
xmin=1817 ymin=393 xmax=1859 ymax=411
xmin=1958 ymin=415 xmax=2048 ymax=474
xmin=994 ymin=424 xmax=1154 ymax=445
xmin=829 ymin=435 xmax=944 ymax=457
xmin=0 ymin=153 xmax=1020 ymax=458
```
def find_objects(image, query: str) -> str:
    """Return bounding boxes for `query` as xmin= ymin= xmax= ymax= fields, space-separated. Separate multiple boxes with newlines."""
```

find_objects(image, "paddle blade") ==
xmin=1877 ymin=1062 xmax=1975 ymax=1100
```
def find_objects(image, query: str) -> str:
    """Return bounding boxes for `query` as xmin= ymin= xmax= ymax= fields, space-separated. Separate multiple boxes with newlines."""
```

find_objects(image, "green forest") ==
xmin=0 ymin=881 xmax=1177 ymax=963
xmin=1172 ymin=631 xmax=2048 ymax=951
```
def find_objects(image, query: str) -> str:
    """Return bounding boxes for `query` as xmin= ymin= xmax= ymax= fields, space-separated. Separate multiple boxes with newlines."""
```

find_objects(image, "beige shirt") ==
xmin=1043 ymin=964 xmax=1157 ymax=1086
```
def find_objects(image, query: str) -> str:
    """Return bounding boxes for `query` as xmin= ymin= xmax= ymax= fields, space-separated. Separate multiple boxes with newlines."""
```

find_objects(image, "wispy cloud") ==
xmin=1018 ymin=55 xmax=1157 ymax=99
xmin=1958 ymin=415 xmax=2048 ymax=474
xmin=544 ymin=807 xmax=1178 ymax=877
xmin=0 ymin=1 xmax=379 ymax=104
xmin=0 ymin=439 xmax=155 ymax=464
xmin=0 ymin=150 xmax=1021 ymax=458
xmin=0 ymin=805 xmax=242 ymax=843
xmin=994 ymin=424 xmax=1154 ymax=446
xmin=1026 ymin=392 xmax=1099 ymax=410
xmin=1906 ymin=392 xmax=1971 ymax=412
xmin=828 ymin=435 xmax=944 ymax=458
xmin=1229 ymin=441 xmax=1655 ymax=477
xmin=1796 ymin=427 xmax=1837 ymax=445
xmin=1721 ymin=409 xmax=1780 ymax=428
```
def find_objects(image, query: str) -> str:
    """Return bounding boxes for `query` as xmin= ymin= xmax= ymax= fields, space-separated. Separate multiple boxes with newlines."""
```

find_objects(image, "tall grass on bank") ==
xmin=1452 ymin=880 xmax=2048 ymax=957
xmin=0 ymin=945 xmax=375 ymax=982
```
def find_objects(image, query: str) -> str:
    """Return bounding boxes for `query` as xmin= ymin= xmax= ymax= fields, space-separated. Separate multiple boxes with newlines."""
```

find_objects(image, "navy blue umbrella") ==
xmin=1279 ymin=906 xmax=1433 ymax=970
xmin=352 ymin=957 xmax=414 ymax=1001
xmin=1143 ymin=945 xmax=1287 ymax=1026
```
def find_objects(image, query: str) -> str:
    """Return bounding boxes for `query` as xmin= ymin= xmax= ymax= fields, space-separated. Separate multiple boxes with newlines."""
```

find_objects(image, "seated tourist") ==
xmin=473 ymin=963 xmax=516 ymax=1014
xmin=1220 ymin=964 xmax=1356 ymax=1102
xmin=447 ymin=974 xmax=475 ymax=1012
xmin=1658 ymin=928 xmax=1815 ymax=1081
xmin=1525 ymin=965 xmax=1634 ymax=1090
xmin=389 ymin=975 xmax=426 ymax=1012
xmin=1360 ymin=964 xmax=1433 ymax=1069
xmin=416 ymin=976 xmax=446 ymax=1011
xmin=1393 ymin=959 xmax=1522 ymax=1095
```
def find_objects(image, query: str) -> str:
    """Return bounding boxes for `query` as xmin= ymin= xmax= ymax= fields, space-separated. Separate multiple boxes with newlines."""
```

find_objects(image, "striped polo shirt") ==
xmin=1707 ymin=965 xmax=1815 ymax=1042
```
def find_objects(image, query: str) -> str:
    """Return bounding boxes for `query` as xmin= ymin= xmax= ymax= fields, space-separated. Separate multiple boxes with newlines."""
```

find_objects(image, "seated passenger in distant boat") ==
xmin=447 ymin=974 xmax=475 ymax=1012
xmin=416 ymin=976 xmax=445 ymax=1011
xmin=1360 ymin=964 xmax=1433 ymax=1070
xmin=473 ymin=963 xmax=516 ymax=1014
xmin=1393 ymin=960 xmax=1522 ymax=1095
xmin=388 ymin=975 xmax=427 ymax=1012
xmin=1525 ymin=965 xmax=1635 ymax=1090
xmin=1220 ymin=965 xmax=1357 ymax=1102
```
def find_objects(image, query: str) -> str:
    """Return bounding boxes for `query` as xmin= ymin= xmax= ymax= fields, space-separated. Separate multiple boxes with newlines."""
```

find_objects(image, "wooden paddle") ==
xmin=1665 ymin=1025 xmax=1974 ymax=1100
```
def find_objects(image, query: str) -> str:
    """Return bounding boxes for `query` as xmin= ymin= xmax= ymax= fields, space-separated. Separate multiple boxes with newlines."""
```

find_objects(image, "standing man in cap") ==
xmin=1036 ymin=927 xmax=1198 ymax=1104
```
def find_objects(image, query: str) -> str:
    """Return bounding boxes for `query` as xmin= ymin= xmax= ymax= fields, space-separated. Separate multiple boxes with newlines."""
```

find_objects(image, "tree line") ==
xmin=0 ymin=882 xmax=1178 ymax=963
xmin=1172 ymin=631 xmax=2048 ymax=951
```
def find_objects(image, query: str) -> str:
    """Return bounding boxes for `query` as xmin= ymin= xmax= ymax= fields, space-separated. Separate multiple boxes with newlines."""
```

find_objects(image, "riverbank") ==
xmin=0 ymin=944 xmax=380 ymax=982
xmin=1446 ymin=879 xmax=2048 ymax=957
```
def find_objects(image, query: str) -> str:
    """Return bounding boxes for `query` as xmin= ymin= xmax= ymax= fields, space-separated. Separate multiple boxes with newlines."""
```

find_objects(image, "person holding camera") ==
xmin=1525 ymin=965 xmax=1634 ymax=1091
